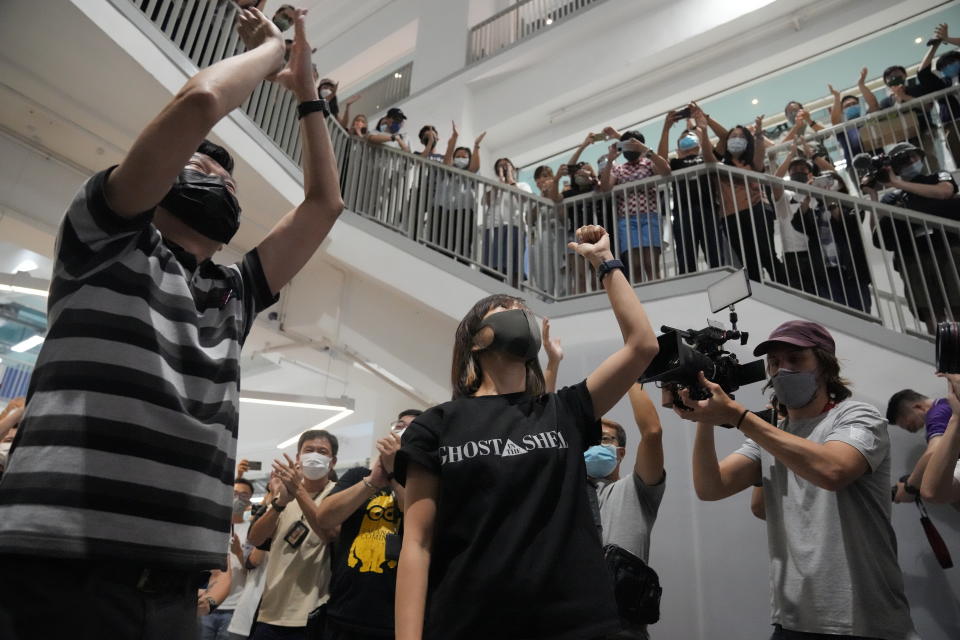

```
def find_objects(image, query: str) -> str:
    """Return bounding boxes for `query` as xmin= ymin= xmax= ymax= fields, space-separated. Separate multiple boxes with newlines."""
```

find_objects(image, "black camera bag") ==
xmin=603 ymin=543 xmax=662 ymax=626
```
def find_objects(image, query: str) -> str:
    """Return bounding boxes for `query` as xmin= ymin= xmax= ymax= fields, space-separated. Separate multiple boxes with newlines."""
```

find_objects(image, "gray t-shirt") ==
xmin=735 ymin=400 xmax=918 ymax=639
xmin=595 ymin=471 xmax=665 ymax=563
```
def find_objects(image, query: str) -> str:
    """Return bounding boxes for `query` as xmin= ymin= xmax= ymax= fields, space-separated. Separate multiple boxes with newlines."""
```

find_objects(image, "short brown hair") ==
xmin=601 ymin=418 xmax=626 ymax=447
xmin=451 ymin=295 xmax=545 ymax=400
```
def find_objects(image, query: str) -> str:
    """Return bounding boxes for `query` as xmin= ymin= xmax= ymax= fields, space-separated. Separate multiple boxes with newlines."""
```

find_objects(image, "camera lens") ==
xmin=936 ymin=322 xmax=960 ymax=374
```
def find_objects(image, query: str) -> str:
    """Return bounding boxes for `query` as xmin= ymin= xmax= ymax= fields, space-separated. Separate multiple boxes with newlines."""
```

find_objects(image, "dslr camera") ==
xmin=852 ymin=152 xmax=892 ymax=190
xmin=937 ymin=322 xmax=960 ymax=374
xmin=640 ymin=270 xmax=767 ymax=413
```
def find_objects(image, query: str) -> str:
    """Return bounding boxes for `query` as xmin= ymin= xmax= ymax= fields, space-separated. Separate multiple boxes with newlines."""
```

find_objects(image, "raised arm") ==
xmin=752 ymin=114 xmax=766 ymax=172
xmin=542 ymin=318 xmax=564 ymax=394
xmin=828 ymin=85 xmax=843 ymax=126
xmin=935 ymin=23 xmax=960 ymax=47
xmin=443 ymin=121 xmax=459 ymax=166
xmin=599 ymin=143 xmax=619 ymax=192
xmin=105 ymin=8 xmax=284 ymax=217
xmin=469 ymin=132 xmax=486 ymax=173
xmin=657 ymin=111 xmax=678 ymax=159
xmin=629 ymin=385 xmax=664 ymax=485
xmin=568 ymin=227 xmax=659 ymax=417
xmin=920 ymin=37 xmax=941 ymax=71
xmin=774 ymin=142 xmax=799 ymax=178
xmin=858 ymin=67 xmax=881 ymax=113
xmin=921 ymin=375 xmax=960 ymax=503
xmin=569 ymin=132 xmax=596 ymax=166
xmin=396 ymin=463 xmax=439 ymax=640
xmin=255 ymin=10 xmax=344 ymax=296
xmin=695 ymin=122 xmax=717 ymax=163
xmin=337 ymin=91 xmax=360 ymax=129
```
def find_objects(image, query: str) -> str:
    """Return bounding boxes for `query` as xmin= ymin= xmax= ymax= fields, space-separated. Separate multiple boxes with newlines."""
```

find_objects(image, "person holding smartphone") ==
xmin=394 ymin=224 xmax=660 ymax=640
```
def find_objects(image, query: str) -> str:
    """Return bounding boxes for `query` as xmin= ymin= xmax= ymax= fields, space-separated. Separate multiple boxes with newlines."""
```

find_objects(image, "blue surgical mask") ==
xmin=943 ymin=62 xmax=960 ymax=79
xmin=389 ymin=121 xmax=403 ymax=134
xmin=898 ymin=159 xmax=924 ymax=180
xmin=727 ymin=137 xmax=748 ymax=154
xmin=843 ymin=104 xmax=861 ymax=121
xmin=584 ymin=444 xmax=618 ymax=479
xmin=678 ymin=136 xmax=699 ymax=151
xmin=771 ymin=369 xmax=818 ymax=409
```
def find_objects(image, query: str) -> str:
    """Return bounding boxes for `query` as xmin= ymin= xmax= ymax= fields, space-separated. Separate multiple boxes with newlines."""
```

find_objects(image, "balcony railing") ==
xmin=467 ymin=0 xmax=608 ymax=65
xmin=122 ymin=0 xmax=960 ymax=341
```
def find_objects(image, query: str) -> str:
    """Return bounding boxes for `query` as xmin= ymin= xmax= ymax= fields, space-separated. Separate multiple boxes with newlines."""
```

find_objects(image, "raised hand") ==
xmin=938 ymin=372 xmax=960 ymax=412
xmin=672 ymin=371 xmax=742 ymax=426
xmin=237 ymin=8 xmax=284 ymax=63
xmin=606 ymin=142 xmax=620 ymax=160
xmin=450 ymin=121 xmax=459 ymax=138
xmin=271 ymin=8 xmax=316 ymax=100
xmin=474 ymin=131 xmax=487 ymax=147
xmin=827 ymin=84 xmax=840 ymax=98
xmin=567 ymin=224 xmax=613 ymax=267
xmin=236 ymin=459 xmax=250 ymax=479
xmin=344 ymin=92 xmax=362 ymax=106
xmin=754 ymin=114 xmax=765 ymax=135
xmin=858 ymin=67 xmax=869 ymax=85
xmin=376 ymin=433 xmax=402 ymax=475
xmin=935 ymin=23 xmax=948 ymax=42
xmin=272 ymin=453 xmax=302 ymax=497
xmin=542 ymin=318 xmax=564 ymax=363
xmin=556 ymin=164 xmax=570 ymax=177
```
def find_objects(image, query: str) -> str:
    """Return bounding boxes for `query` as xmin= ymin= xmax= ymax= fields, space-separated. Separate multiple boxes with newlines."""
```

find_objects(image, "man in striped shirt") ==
xmin=0 ymin=8 xmax=342 ymax=640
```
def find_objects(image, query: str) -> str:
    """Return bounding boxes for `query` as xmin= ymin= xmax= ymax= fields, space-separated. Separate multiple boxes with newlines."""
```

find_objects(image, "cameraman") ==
xmin=670 ymin=320 xmax=918 ymax=639
xmin=886 ymin=388 xmax=953 ymax=503
xmin=863 ymin=142 xmax=959 ymax=334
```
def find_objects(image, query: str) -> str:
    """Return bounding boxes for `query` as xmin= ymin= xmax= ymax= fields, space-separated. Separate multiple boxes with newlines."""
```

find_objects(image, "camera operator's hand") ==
xmin=671 ymin=371 xmax=744 ymax=426
xmin=892 ymin=481 xmax=913 ymax=503
xmin=556 ymin=164 xmax=570 ymax=178
xmin=369 ymin=455 xmax=391 ymax=489
xmin=606 ymin=142 xmax=620 ymax=161
xmin=236 ymin=459 xmax=250 ymax=479
xmin=568 ymin=225 xmax=613 ymax=269
xmin=937 ymin=372 xmax=960 ymax=412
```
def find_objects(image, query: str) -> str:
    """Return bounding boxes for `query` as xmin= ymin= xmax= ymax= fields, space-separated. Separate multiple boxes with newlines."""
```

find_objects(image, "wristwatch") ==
xmin=271 ymin=498 xmax=287 ymax=513
xmin=297 ymin=98 xmax=330 ymax=119
xmin=205 ymin=596 xmax=218 ymax=613
xmin=596 ymin=259 xmax=627 ymax=282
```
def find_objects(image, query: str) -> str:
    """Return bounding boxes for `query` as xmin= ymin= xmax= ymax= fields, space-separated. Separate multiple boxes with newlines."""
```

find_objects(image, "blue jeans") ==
xmin=200 ymin=609 xmax=235 ymax=640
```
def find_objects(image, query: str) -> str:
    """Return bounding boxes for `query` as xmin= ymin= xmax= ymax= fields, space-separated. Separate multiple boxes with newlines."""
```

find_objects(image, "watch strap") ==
xmin=271 ymin=498 xmax=286 ymax=513
xmin=205 ymin=596 xmax=218 ymax=612
xmin=297 ymin=99 xmax=330 ymax=120
xmin=596 ymin=259 xmax=627 ymax=282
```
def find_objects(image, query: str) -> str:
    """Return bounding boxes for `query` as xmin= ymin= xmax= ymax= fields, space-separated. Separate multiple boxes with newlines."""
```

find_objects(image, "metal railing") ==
xmin=467 ymin=0 xmax=607 ymax=65
xmin=125 ymin=0 xmax=960 ymax=340
xmin=765 ymin=84 xmax=960 ymax=189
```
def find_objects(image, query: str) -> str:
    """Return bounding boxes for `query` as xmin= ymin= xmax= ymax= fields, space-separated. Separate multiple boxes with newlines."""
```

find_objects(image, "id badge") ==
xmin=284 ymin=520 xmax=309 ymax=549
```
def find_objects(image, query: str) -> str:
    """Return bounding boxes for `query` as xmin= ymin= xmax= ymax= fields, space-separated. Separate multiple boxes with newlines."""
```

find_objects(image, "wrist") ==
xmin=296 ymin=88 xmax=320 ymax=103
xmin=589 ymin=251 xmax=615 ymax=269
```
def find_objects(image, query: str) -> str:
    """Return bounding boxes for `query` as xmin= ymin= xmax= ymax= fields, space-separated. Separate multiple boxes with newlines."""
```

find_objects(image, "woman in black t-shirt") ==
xmin=394 ymin=225 xmax=660 ymax=640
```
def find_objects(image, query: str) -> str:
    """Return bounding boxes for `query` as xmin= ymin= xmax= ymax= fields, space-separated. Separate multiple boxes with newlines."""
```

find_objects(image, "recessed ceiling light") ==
xmin=11 ymin=335 xmax=44 ymax=353
xmin=915 ymin=37 xmax=923 ymax=44
xmin=394 ymin=72 xmax=402 ymax=79
xmin=751 ymin=98 xmax=759 ymax=105
xmin=14 ymin=259 xmax=38 ymax=273
xmin=545 ymin=18 xmax=553 ymax=25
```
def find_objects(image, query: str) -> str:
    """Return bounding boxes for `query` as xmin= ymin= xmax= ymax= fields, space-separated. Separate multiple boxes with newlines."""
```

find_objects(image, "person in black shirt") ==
xmin=555 ymin=161 xmax=604 ymax=293
xmin=657 ymin=109 xmax=721 ymax=274
xmin=864 ymin=142 xmax=959 ymax=333
xmin=393 ymin=225 xmax=659 ymax=640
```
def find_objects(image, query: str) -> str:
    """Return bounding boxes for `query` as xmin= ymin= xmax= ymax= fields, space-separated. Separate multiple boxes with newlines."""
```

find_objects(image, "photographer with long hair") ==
xmin=670 ymin=320 xmax=918 ymax=640
xmin=393 ymin=225 xmax=659 ymax=640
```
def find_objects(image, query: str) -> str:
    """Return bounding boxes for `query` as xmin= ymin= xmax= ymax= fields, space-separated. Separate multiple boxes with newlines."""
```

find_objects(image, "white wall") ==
xmin=547 ymin=292 xmax=960 ymax=639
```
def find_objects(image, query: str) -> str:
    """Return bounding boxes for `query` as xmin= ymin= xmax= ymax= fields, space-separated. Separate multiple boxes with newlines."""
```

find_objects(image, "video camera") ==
xmin=937 ymin=321 xmax=960 ymax=374
xmin=639 ymin=270 xmax=766 ymax=409
xmin=852 ymin=152 xmax=892 ymax=189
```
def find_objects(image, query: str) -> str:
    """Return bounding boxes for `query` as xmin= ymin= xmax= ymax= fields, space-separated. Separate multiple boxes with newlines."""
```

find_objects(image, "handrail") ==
xmin=466 ymin=0 xmax=608 ymax=65
xmin=121 ymin=0 xmax=960 ymax=342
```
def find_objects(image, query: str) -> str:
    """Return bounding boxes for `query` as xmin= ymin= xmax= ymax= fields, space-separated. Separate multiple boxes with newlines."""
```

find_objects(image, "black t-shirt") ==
xmin=394 ymin=381 xmax=620 ymax=640
xmin=669 ymin=155 xmax=716 ymax=215
xmin=325 ymin=467 xmax=399 ymax=635
xmin=875 ymin=172 xmax=960 ymax=259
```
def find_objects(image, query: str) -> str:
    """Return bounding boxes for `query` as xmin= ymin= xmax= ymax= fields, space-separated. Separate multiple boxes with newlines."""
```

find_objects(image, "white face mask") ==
xmin=300 ymin=452 xmax=331 ymax=480
xmin=453 ymin=157 xmax=469 ymax=169
xmin=320 ymin=88 xmax=332 ymax=99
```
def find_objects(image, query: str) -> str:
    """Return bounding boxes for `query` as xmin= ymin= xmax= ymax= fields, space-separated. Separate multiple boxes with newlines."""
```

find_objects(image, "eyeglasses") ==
xmin=599 ymin=435 xmax=619 ymax=446
xmin=389 ymin=420 xmax=407 ymax=431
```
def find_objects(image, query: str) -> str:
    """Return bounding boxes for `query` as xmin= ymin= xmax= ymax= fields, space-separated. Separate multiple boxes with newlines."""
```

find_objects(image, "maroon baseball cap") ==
xmin=753 ymin=320 xmax=835 ymax=356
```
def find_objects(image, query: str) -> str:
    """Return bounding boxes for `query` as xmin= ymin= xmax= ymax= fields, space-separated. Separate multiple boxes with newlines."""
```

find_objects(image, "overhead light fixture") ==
xmin=11 ymin=335 xmax=44 ymax=353
xmin=751 ymin=98 xmax=759 ymax=105
xmin=236 ymin=391 xmax=355 ymax=449
xmin=915 ymin=36 xmax=922 ymax=44
xmin=352 ymin=360 xmax=417 ymax=395
xmin=394 ymin=72 xmax=402 ymax=79
xmin=14 ymin=260 xmax=39 ymax=273
xmin=0 ymin=284 xmax=49 ymax=297
xmin=545 ymin=18 xmax=553 ymax=25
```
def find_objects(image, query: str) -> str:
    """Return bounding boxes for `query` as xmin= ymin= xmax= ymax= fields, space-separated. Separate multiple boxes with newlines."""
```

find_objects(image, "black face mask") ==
xmin=477 ymin=309 xmax=541 ymax=361
xmin=623 ymin=151 xmax=642 ymax=163
xmin=160 ymin=169 xmax=241 ymax=244
xmin=789 ymin=172 xmax=809 ymax=184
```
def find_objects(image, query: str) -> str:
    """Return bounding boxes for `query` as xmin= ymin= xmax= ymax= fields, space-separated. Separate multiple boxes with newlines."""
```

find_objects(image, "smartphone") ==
xmin=591 ymin=132 xmax=606 ymax=143
xmin=676 ymin=106 xmax=692 ymax=119
xmin=246 ymin=460 xmax=262 ymax=471
xmin=811 ymin=175 xmax=834 ymax=189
